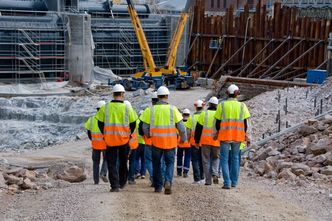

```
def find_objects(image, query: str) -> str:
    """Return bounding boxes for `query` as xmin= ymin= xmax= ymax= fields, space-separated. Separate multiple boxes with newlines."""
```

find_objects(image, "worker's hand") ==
xmin=245 ymin=135 xmax=251 ymax=146
xmin=179 ymin=139 xmax=184 ymax=144
xmin=213 ymin=134 xmax=218 ymax=141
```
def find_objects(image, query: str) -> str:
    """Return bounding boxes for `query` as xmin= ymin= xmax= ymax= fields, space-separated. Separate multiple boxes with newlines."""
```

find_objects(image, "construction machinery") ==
xmin=114 ymin=0 xmax=193 ymax=91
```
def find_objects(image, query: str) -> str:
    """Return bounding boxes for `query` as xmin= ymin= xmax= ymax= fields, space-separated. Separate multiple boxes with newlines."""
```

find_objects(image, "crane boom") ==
xmin=164 ymin=13 xmax=188 ymax=71
xmin=126 ymin=0 xmax=156 ymax=72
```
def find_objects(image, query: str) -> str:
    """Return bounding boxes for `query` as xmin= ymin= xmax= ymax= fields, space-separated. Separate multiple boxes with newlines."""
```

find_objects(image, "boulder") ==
xmin=21 ymin=178 xmax=38 ymax=190
xmin=323 ymin=114 xmax=332 ymax=125
xmin=16 ymin=169 xmax=37 ymax=181
xmin=0 ymin=173 xmax=6 ymax=188
xmin=298 ymin=125 xmax=318 ymax=136
xmin=325 ymin=152 xmax=332 ymax=165
xmin=254 ymin=162 xmax=266 ymax=176
xmin=3 ymin=174 xmax=21 ymax=185
xmin=320 ymin=166 xmax=332 ymax=175
xmin=56 ymin=165 xmax=87 ymax=183
xmin=277 ymin=161 xmax=293 ymax=172
xmin=8 ymin=184 xmax=19 ymax=194
xmin=253 ymin=146 xmax=274 ymax=161
xmin=297 ymin=146 xmax=307 ymax=154
xmin=310 ymin=144 xmax=327 ymax=156
xmin=268 ymin=150 xmax=281 ymax=157
xmin=291 ymin=163 xmax=311 ymax=176
xmin=277 ymin=168 xmax=297 ymax=181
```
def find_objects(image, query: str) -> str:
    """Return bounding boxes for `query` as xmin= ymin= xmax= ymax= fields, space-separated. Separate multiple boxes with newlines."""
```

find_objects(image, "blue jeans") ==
xmin=219 ymin=150 xmax=242 ymax=176
xmin=135 ymin=144 xmax=146 ymax=176
xmin=128 ymin=149 xmax=137 ymax=181
xmin=152 ymin=147 xmax=175 ymax=190
xmin=177 ymin=147 xmax=191 ymax=174
xmin=191 ymin=146 xmax=204 ymax=182
xmin=220 ymin=142 xmax=241 ymax=187
xmin=144 ymin=145 xmax=153 ymax=178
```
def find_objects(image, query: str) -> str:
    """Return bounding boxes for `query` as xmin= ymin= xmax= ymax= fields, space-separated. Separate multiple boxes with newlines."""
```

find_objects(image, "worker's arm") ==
xmin=138 ymin=121 xmax=144 ymax=136
xmin=244 ymin=119 xmax=248 ymax=132
xmin=176 ymin=121 xmax=187 ymax=142
xmin=194 ymin=122 xmax=203 ymax=144
xmin=142 ymin=122 xmax=151 ymax=138
xmin=98 ymin=121 xmax=104 ymax=134
xmin=130 ymin=121 xmax=136 ymax=134
xmin=87 ymin=130 xmax=92 ymax=140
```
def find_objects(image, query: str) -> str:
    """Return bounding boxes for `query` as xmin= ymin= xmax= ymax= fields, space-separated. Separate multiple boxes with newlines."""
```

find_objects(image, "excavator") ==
xmin=116 ymin=0 xmax=193 ymax=91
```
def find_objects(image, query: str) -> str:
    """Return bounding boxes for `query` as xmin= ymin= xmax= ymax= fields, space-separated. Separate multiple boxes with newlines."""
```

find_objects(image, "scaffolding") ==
xmin=0 ymin=10 xmax=67 ymax=83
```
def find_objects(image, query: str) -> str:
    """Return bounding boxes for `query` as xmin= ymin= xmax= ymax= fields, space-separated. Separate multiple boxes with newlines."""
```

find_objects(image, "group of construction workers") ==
xmin=85 ymin=83 xmax=250 ymax=194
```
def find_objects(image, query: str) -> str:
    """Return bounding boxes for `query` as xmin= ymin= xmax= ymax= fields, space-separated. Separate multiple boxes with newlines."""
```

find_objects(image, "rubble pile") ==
xmin=247 ymin=77 xmax=332 ymax=141
xmin=244 ymin=114 xmax=332 ymax=184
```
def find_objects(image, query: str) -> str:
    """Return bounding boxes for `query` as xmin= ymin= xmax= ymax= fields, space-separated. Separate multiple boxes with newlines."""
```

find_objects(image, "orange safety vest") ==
xmin=104 ymin=103 xmax=131 ymax=147
xmin=178 ymin=135 xmax=190 ymax=148
xmin=189 ymin=113 xmax=200 ymax=146
xmin=129 ymin=132 xmax=139 ymax=150
xmin=150 ymin=105 xmax=177 ymax=149
xmin=200 ymin=110 xmax=219 ymax=147
xmin=89 ymin=117 xmax=107 ymax=150
xmin=218 ymin=102 xmax=246 ymax=142
xmin=144 ymin=136 xmax=152 ymax=146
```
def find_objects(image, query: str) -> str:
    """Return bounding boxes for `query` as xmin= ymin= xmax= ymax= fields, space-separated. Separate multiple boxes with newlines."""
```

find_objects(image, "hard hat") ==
xmin=97 ymin=101 xmax=106 ymax=108
xmin=157 ymin=86 xmax=170 ymax=96
xmin=194 ymin=99 xmax=205 ymax=108
xmin=182 ymin=108 xmax=191 ymax=115
xmin=124 ymin=100 xmax=132 ymax=107
xmin=113 ymin=84 xmax=125 ymax=93
xmin=227 ymin=84 xmax=239 ymax=95
xmin=151 ymin=92 xmax=158 ymax=99
xmin=209 ymin=96 xmax=219 ymax=105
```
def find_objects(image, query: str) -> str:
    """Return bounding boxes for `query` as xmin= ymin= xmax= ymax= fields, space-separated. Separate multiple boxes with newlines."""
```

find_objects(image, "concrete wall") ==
xmin=67 ymin=14 xmax=94 ymax=85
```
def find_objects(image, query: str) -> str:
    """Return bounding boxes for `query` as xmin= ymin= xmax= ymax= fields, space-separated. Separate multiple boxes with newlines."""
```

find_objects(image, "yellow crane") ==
xmin=122 ymin=0 xmax=193 ymax=90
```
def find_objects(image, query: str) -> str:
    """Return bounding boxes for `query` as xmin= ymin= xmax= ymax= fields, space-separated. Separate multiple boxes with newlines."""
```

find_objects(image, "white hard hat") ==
xmin=182 ymin=108 xmax=191 ymax=115
xmin=157 ymin=86 xmax=170 ymax=96
xmin=113 ymin=84 xmax=125 ymax=93
xmin=124 ymin=100 xmax=132 ymax=107
xmin=194 ymin=99 xmax=204 ymax=108
xmin=209 ymin=96 xmax=219 ymax=105
xmin=227 ymin=84 xmax=239 ymax=95
xmin=151 ymin=92 xmax=158 ymax=99
xmin=97 ymin=101 xmax=106 ymax=108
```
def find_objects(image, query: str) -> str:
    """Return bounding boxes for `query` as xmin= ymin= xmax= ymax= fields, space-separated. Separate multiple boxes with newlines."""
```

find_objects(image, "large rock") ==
xmin=277 ymin=168 xmax=297 ymax=181
xmin=254 ymin=162 xmax=266 ymax=176
xmin=320 ymin=166 xmax=332 ymax=175
xmin=0 ymin=173 xmax=6 ymax=188
xmin=325 ymin=152 xmax=332 ymax=165
xmin=323 ymin=114 xmax=332 ymax=125
xmin=291 ymin=163 xmax=311 ymax=176
xmin=16 ymin=169 xmax=37 ymax=181
xmin=21 ymin=178 xmax=38 ymax=190
xmin=253 ymin=146 xmax=274 ymax=161
xmin=3 ymin=174 xmax=22 ymax=185
xmin=298 ymin=125 xmax=318 ymax=136
xmin=56 ymin=166 xmax=87 ymax=183
xmin=310 ymin=144 xmax=327 ymax=156
xmin=277 ymin=161 xmax=293 ymax=172
xmin=313 ymin=154 xmax=327 ymax=164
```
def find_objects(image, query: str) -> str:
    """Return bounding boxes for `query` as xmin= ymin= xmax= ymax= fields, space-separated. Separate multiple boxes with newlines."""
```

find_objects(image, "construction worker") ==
xmin=186 ymin=100 xmax=205 ymax=184
xmin=95 ymin=84 xmax=138 ymax=192
xmin=135 ymin=111 xmax=146 ymax=179
xmin=219 ymin=142 xmax=246 ymax=177
xmin=84 ymin=101 xmax=108 ymax=185
xmin=194 ymin=96 xmax=220 ymax=185
xmin=126 ymin=101 xmax=139 ymax=185
xmin=214 ymin=84 xmax=250 ymax=189
xmin=176 ymin=108 xmax=191 ymax=178
xmin=140 ymin=86 xmax=187 ymax=194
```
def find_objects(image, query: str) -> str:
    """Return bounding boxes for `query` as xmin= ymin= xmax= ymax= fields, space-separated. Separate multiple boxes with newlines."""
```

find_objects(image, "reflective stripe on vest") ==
xmin=200 ymin=110 xmax=219 ymax=147
xmin=150 ymin=105 xmax=177 ymax=149
xmin=90 ymin=117 xmax=106 ymax=150
xmin=218 ymin=102 xmax=245 ymax=142
xmin=104 ymin=103 xmax=130 ymax=147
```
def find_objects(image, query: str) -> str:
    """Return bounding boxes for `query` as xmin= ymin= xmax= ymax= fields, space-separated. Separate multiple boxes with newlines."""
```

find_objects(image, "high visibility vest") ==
xmin=189 ymin=113 xmax=200 ymax=146
xmin=178 ymin=132 xmax=190 ymax=148
xmin=129 ymin=120 xmax=142 ymax=149
xmin=85 ymin=116 xmax=106 ymax=150
xmin=143 ymin=136 xmax=152 ymax=146
xmin=150 ymin=105 xmax=178 ymax=149
xmin=217 ymin=101 xmax=245 ymax=142
xmin=200 ymin=110 xmax=219 ymax=147
xmin=104 ymin=102 xmax=131 ymax=147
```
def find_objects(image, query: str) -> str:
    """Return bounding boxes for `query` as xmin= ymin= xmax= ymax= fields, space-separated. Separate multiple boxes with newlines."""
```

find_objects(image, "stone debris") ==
xmin=243 ymin=115 xmax=332 ymax=184
xmin=56 ymin=165 xmax=87 ymax=183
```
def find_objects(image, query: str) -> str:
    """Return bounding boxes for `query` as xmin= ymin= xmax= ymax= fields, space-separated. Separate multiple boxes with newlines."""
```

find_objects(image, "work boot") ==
xmin=177 ymin=171 xmax=182 ymax=177
xmin=222 ymin=185 xmax=231 ymax=190
xmin=128 ymin=180 xmax=136 ymax=185
xmin=155 ymin=187 xmax=162 ymax=193
xmin=212 ymin=175 xmax=219 ymax=184
xmin=110 ymin=188 xmax=119 ymax=192
xmin=141 ymin=175 xmax=145 ymax=179
xmin=183 ymin=173 xmax=188 ymax=178
xmin=164 ymin=181 xmax=172 ymax=195
xmin=100 ymin=175 xmax=108 ymax=183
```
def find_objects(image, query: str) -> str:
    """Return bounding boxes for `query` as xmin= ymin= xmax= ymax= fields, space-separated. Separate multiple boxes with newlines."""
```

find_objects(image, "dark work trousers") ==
xmin=105 ymin=144 xmax=129 ymax=190
xmin=191 ymin=146 xmax=205 ymax=182
xmin=177 ymin=147 xmax=191 ymax=175
xmin=92 ymin=149 xmax=108 ymax=184
xmin=128 ymin=149 xmax=137 ymax=182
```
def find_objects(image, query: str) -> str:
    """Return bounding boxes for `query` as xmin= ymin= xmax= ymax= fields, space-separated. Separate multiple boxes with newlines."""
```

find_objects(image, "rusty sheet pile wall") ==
xmin=188 ymin=0 xmax=332 ymax=81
